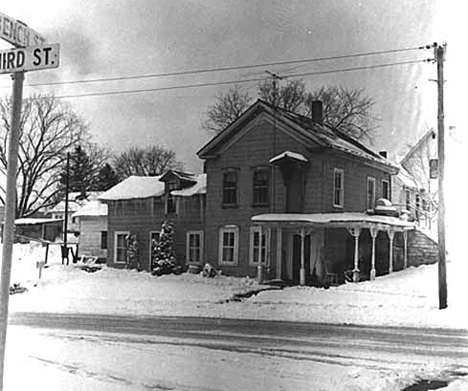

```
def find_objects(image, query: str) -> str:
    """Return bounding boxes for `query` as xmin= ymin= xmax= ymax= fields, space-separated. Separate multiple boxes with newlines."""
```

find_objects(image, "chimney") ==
xmin=311 ymin=100 xmax=323 ymax=124
xmin=379 ymin=151 xmax=387 ymax=158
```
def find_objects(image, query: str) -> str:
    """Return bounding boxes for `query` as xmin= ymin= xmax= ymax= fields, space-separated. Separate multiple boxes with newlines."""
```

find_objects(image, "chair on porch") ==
xmin=323 ymin=261 xmax=339 ymax=287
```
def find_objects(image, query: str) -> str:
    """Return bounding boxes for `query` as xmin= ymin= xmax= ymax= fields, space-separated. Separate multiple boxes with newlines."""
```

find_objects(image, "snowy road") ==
xmin=5 ymin=313 xmax=468 ymax=390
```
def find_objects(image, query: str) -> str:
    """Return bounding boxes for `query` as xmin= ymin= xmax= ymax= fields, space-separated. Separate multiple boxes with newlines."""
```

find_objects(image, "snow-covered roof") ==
xmin=269 ymin=151 xmax=308 ymax=164
xmin=72 ymin=200 xmax=108 ymax=217
xmin=99 ymin=176 xmax=165 ymax=201
xmin=252 ymin=212 xmax=415 ymax=228
xmin=171 ymin=174 xmax=206 ymax=197
xmin=395 ymin=166 xmax=419 ymax=189
xmin=46 ymin=192 xmax=104 ymax=214
xmin=14 ymin=218 xmax=62 ymax=226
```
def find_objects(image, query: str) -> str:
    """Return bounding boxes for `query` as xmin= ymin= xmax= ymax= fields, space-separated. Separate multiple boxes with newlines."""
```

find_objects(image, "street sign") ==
xmin=0 ymin=11 xmax=45 ymax=47
xmin=0 ymin=44 xmax=59 ymax=74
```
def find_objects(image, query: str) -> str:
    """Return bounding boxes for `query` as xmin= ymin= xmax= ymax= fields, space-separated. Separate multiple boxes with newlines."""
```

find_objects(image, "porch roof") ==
xmin=252 ymin=212 xmax=415 ymax=230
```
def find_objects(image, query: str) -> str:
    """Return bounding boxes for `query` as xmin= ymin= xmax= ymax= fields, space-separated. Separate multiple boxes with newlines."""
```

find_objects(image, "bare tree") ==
xmin=304 ymin=86 xmax=378 ymax=143
xmin=259 ymin=78 xmax=306 ymax=112
xmin=204 ymin=80 xmax=378 ymax=142
xmin=113 ymin=146 xmax=183 ymax=179
xmin=202 ymin=85 xmax=253 ymax=134
xmin=0 ymin=94 xmax=88 ymax=217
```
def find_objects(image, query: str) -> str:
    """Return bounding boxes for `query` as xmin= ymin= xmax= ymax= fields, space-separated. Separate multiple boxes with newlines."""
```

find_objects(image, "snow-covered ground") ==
xmin=6 ymin=242 xmax=468 ymax=330
xmin=2 ymin=242 xmax=468 ymax=390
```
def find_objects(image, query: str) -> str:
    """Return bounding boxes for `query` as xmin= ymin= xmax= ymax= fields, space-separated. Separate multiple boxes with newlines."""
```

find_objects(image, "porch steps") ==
xmin=408 ymin=228 xmax=438 ymax=267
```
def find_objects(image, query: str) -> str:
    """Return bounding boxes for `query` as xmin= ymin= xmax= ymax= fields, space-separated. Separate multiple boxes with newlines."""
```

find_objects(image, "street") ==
xmin=5 ymin=313 xmax=468 ymax=390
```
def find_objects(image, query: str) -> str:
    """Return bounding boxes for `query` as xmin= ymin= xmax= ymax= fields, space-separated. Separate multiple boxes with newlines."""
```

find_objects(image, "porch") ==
xmin=252 ymin=212 xmax=415 ymax=285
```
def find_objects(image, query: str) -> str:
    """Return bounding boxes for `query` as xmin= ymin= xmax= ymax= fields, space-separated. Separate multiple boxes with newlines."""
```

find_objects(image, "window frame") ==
xmin=252 ymin=167 xmax=270 ymax=207
xmin=367 ymin=176 xmax=376 ymax=211
xmin=222 ymin=169 xmax=238 ymax=207
xmin=382 ymin=179 xmax=390 ymax=200
xmin=114 ymin=231 xmax=130 ymax=265
xmin=100 ymin=231 xmax=108 ymax=250
xmin=249 ymin=226 xmax=269 ymax=266
xmin=333 ymin=168 xmax=344 ymax=208
xmin=218 ymin=225 xmax=239 ymax=266
xmin=186 ymin=230 xmax=204 ymax=265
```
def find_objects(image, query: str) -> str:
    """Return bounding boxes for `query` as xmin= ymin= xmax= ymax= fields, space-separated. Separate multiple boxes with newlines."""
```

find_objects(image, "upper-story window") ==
xmin=222 ymin=169 xmax=238 ymax=206
xmin=367 ymin=177 xmax=376 ymax=211
xmin=333 ymin=168 xmax=344 ymax=208
xmin=252 ymin=167 xmax=269 ymax=207
xmin=166 ymin=180 xmax=178 ymax=214
xmin=382 ymin=179 xmax=390 ymax=200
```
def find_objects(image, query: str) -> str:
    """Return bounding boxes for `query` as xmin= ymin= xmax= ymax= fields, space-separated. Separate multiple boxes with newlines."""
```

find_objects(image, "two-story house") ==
xmin=197 ymin=100 xmax=419 ymax=285
xmin=99 ymin=171 xmax=205 ymax=271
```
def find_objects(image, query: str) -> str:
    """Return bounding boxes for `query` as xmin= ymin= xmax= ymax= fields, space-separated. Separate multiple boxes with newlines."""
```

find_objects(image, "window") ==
xmin=252 ymin=168 xmax=269 ymax=206
xmin=333 ymin=168 xmax=344 ymax=207
xmin=249 ymin=226 xmax=268 ymax=266
xmin=166 ymin=181 xmax=178 ymax=214
xmin=114 ymin=231 xmax=129 ymax=264
xmin=367 ymin=177 xmax=376 ymax=211
xmin=222 ymin=170 xmax=238 ymax=206
xmin=218 ymin=226 xmax=239 ymax=265
xmin=405 ymin=189 xmax=411 ymax=210
xmin=382 ymin=180 xmax=390 ymax=200
xmin=100 ymin=231 xmax=107 ymax=249
xmin=186 ymin=230 xmax=204 ymax=264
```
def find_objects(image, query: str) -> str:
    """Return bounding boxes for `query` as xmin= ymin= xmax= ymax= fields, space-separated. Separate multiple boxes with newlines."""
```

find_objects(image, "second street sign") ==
xmin=0 ymin=11 xmax=46 ymax=47
xmin=0 ymin=44 xmax=60 ymax=74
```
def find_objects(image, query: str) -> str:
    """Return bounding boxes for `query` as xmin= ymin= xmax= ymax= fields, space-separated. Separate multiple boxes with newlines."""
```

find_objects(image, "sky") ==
xmin=0 ymin=1 xmax=463 ymax=172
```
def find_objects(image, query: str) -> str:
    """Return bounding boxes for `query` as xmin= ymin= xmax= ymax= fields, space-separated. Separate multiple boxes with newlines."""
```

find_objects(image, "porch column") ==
xmin=403 ymin=230 xmax=408 ymax=269
xmin=300 ymin=228 xmax=306 ymax=286
xmin=257 ymin=225 xmax=263 ymax=282
xmin=387 ymin=229 xmax=395 ymax=274
xmin=348 ymin=228 xmax=361 ymax=283
xmin=369 ymin=227 xmax=378 ymax=281
xmin=276 ymin=227 xmax=282 ymax=280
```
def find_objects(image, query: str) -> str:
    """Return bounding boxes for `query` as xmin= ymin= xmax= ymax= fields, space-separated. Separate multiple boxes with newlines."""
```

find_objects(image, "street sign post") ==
xmin=0 ymin=44 xmax=60 ymax=74
xmin=0 ymin=11 xmax=45 ymax=47
xmin=0 ymin=11 xmax=59 ymax=391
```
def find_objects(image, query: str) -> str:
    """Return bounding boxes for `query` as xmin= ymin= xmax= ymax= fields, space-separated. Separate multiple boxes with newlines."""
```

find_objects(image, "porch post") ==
xmin=387 ymin=229 xmax=395 ymax=274
xmin=300 ymin=228 xmax=306 ymax=286
xmin=403 ymin=230 xmax=408 ymax=269
xmin=369 ymin=226 xmax=378 ymax=281
xmin=348 ymin=228 xmax=361 ymax=283
xmin=257 ymin=225 xmax=263 ymax=282
xmin=276 ymin=227 xmax=282 ymax=280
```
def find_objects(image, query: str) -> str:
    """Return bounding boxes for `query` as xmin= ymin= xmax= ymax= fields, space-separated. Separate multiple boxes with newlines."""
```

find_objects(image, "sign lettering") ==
xmin=0 ymin=44 xmax=60 ymax=74
xmin=0 ymin=11 xmax=45 ymax=47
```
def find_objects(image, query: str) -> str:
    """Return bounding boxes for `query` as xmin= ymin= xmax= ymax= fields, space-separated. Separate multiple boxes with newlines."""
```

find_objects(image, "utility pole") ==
xmin=62 ymin=152 xmax=70 ymax=265
xmin=436 ymin=43 xmax=447 ymax=310
xmin=0 ymin=71 xmax=24 ymax=391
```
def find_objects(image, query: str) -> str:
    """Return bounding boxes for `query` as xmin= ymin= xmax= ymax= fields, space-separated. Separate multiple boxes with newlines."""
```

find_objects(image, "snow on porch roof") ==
xmin=269 ymin=151 xmax=308 ymax=164
xmin=252 ymin=212 xmax=415 ymax=229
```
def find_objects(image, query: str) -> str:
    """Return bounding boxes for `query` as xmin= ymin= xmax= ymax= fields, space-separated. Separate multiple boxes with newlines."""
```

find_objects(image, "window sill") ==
xmin=221 ymin=204 xmax=239 ymax=209
xmin=252 ymin=203 xmax=270 ymax=208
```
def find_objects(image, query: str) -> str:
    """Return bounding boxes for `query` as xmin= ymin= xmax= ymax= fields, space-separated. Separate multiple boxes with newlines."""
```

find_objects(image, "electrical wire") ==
xmin=52 ymin=58 xmax=431 ymax=99
xmin=2 ymin=44 xmax=430 ymax=89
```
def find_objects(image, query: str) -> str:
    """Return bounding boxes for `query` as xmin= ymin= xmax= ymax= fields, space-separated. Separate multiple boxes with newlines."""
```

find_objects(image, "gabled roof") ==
xmin=197 ymin=99 xmax=397 ymax=173
xmin=400 ymin=128 xmax=436 ymax=166
xmin=99 ymin=176 xmax=165 ymax=201
xmin=159 ymin=170 xmax=198 ymax=183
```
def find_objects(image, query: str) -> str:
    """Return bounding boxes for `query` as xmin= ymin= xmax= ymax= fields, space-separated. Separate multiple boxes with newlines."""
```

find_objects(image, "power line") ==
xmin=4 ymin=45 xmax=429 ymax=89
xmin=52 ymin=58 xmax=430 ymax=99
